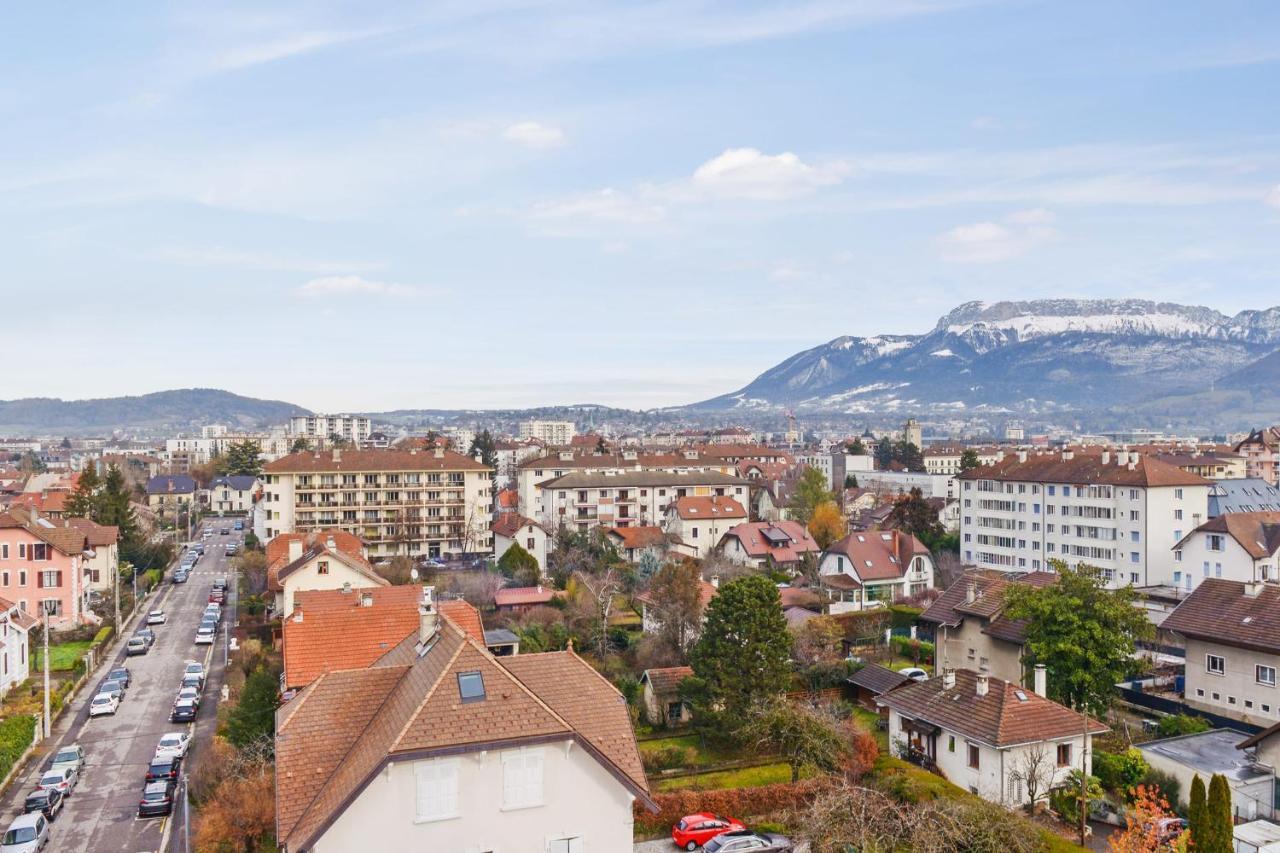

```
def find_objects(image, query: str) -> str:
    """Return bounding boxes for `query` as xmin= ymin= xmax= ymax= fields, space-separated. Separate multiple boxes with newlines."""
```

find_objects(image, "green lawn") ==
xmin=33 ymin=641 xmax=92 ymax=672
xmin=850 ymin=707 xmax=888 ymax=751
xmin=639 ymin=735 xmax=738 ymax=768
xmin=654 ymin=762 xmax=802 ymax=792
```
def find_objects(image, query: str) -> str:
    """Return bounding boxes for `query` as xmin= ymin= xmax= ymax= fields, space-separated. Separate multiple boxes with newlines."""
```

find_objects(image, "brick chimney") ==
xmin=976 ymin=670 xmax=989 ymax=697
xmin=416 ymin=585 xmax=439 ymax=653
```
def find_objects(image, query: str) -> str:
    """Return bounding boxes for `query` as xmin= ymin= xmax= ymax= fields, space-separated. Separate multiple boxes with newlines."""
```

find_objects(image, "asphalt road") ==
xmin=0 ymin=519 xmax=238 ymax=853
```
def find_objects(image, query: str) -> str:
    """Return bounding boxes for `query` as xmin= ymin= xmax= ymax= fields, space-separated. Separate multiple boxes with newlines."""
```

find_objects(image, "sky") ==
xmin=2 ymin=1 xmax=1279 ymax=412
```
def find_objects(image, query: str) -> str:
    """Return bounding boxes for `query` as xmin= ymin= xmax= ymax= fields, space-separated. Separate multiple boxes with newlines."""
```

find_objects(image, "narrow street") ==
xmin=0 ymin=520 xmax=237 ymax=852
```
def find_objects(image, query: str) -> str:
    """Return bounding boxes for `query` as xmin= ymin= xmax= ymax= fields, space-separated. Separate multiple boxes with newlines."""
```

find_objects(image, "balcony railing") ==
xmin=903 ymin=747 xmax=939 ymax=775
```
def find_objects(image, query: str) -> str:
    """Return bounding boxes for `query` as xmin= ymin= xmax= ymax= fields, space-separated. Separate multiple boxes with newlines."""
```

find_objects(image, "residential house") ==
xmin=640 ymin=666 xmax=694 ymax=727
xmin=604 ymin=526 xmax=670 ymax=564
xmin=1238 ymin=721 xmax=1280 ymax=779
xmin=274 ymin=589 xmax=653 ymax=852
xmin=492 ymin=514 xmax=550 ymax=574
xmin=63 ymin=517 xmax=119 ymax=597
xmin=717 ymin=521 xmax=819 ymax=573
xmin=1172 ymin=512 xmax=1280 ymax=591
xmin=262 ymin=448 xmax=494 ymax=560
xmin=208 ymin=475 xmax=260 ymax=513
xmin=281 ymin=585 xmax=486 ymax=691
xmin=268 ymin=533 xmax=388 ymax=618
xmin=1161 ymin=579 xmax=1280 ymax=726
xmin=1138 ymin=728 xmax=1274 ymax=819
xmin=958 ymin=450 xmax=1211 ymax=589
xmin=663 ymin=496 xmax=747 ymax=559
xmin=818 ymin=530 xmax=934 ymax=613
xmin=0 ymin=508 xmax=92 ymax=627
xmin=534 ymin=470 xmax=752 ymax=534
xmin=1236 ymin=428 xmax=1280 ymax=486
xmin=146 ymin=474 xmax=199 ymax=515
xmin=919 ymin=571 xmax=1059 ymax=687
xmin=878 ymin=667 xmax=1107 ymax=808
xmin=0 ymin=598 xmax=37 ymax=697
xmin=493 ymin=585 xmax=559 ymax=613
xmin=1154 ymin=452 xmax=1247 ymax=481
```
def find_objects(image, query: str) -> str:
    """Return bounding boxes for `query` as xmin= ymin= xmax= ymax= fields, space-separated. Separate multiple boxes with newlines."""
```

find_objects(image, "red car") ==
xmin=672 ymin=813 xmax=745 ymax=850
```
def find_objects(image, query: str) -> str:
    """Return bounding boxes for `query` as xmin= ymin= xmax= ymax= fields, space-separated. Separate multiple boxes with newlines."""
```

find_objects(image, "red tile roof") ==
xmin=642 ymin=666 xmax=693 ymax=694
xmin=494 ymin=585 xmax=559 ymax=608
xmin=670 ymin=495 xmax=746 ymax=521
xmin=1161 ymin=578 xmax=1280 ymax=655
xmin=823 ymin=529 xmax=926 ymax=581
xmin=1176 ymin=511 xmax=1280 ymax=559
xmin=920 ymin=570 xmax=1060 ymax=645
xmin=719 ymin=520 xmax=819 ymax=564
xmin=491 ymin=513 xmax=546 ymax=539
xmin=266 ymin=530 xmax=364 ymax=564
xmin=958 ymin=452 xmax=1210 ymax=488
xmin=605 ymin=526 xmax=668 ymax=550
xmin=264 ymin=447 xmax=489 ymax=473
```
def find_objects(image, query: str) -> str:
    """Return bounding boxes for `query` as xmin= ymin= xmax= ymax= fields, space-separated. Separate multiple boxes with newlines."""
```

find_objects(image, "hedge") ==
xmin=0 ymin=716 xmax=36 ymax=781
xmin=634 ymin=777 xmax=828 ymax=836
xmin=92 ymin=626 xmax=113 ymax=647
xmin=889 ymin=636 xmax=934 ymax=664
xmin=887 ymin=605 xmax=923 ymax=629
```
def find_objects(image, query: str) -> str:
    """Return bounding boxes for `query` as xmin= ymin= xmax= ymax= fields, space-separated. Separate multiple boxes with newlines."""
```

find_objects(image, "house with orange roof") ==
xmin=267 ymin=531 xmax=388 ymax=618
xmin=492 ymin=513 xmax=550 ymax=575
xmin=0 ymin=507 xmax=94 ymax=627
xmin=663 ymin=495 xmax=747 ymax=559
xmin=819 ymin=529 xmax=934 ymax=613
xmin=604 ymin=525 xmax=671 ymax=564
xmin=274 ymin=587 xmax=652 ymax=851
xmin=718 ymin=520 xmax=819 ymax=572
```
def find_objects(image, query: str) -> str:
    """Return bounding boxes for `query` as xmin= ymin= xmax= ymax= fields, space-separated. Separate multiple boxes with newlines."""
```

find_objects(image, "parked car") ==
xmin=184 ymin=661 xmax=206 ymax=683
xmin=155 ymin=732 xmax=191 ymax=760
xmin=95 ymin=682 xmax=123 ymax=702
xmin=146 ymin=610 xmax=167 ymax=625
xmin=88 ymin=693 xmax=120 ymax=717
xmin=180 ymin=672 xmax=203 ymax=691
xmin=224 ymin=544 xmax=237 ymax=556
xmin=36 ymin=767 xmax=75 ymax=797
xmin=898 ymin=667 xmax=929 ymax=682
xmin=135 ymin=627 xmax=156 ymax=646
xmin=208 ymin=589 xmax=225 ymax=604
xmin=703 ymin=830 xmax=794 ymax=853
xmin=1 ymin=812 xmax=49 ymax=853
xmin=124 ymin=637 xmax=148 ymax=657
xmin=194 ymin=625 xmax=215 ymax=645
xmin=173 ymin=570 xmax=189 ymax=584
xmin=171 ymin=699 xmax=197 ymax=723
xmin=220 ymin=528 xmax=230 ymax=535
xmin=145 ymin=755 xmax=182 ymax=783
xmin=21 ymin=788 xmax=62 ymax=823
xmin=234 ymin=520 xmax=244 ymax=530
xmin=138 ymin=779 xmax=176 ymax=819
xmin=673 ymin=814 xmax=746 ymax=851
xmin=213 ymin=577 xmax=229 ymax=591
xmin=107 ymin=666 xmax=129 ymax=688
xmin=46 ymin=745 xmax=84 ymax=777
xmin=175 ymin=686 xmax=200 ymax=708
xmin=203 ymin=605 xmax=221 ymax=621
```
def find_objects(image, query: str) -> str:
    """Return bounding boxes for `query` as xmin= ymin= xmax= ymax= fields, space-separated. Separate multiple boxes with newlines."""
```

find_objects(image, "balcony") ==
xmin=903 ymin=747 xmax=940 ymax=775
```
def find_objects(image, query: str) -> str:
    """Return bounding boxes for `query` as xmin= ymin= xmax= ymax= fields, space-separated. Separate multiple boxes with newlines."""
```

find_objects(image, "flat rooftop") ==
xmin=1138 ymin=728 xmax=1271 ymax=783
xmin=1234 ymin=820 xmax=1280 ymax=846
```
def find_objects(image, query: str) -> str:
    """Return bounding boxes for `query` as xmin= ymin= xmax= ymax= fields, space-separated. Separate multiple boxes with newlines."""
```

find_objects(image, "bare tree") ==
xmin=573 ymin=567 xmax=624 ymax=657
xmin=1009 ymin=742 xmax=1055 ymax=812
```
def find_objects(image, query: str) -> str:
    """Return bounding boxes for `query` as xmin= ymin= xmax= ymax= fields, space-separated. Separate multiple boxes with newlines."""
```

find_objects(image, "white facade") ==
xmin=960 ymin=458 xmax=1210 ymax=589
xmin=0 ymin=604 xmax=31 ymax=697
xmin=287 ymin=415 xmax=373 ymax=446
xmin=276 ymin=550 xmax=385 ymax=618
xmin=209 ymin=477 xmax=261 ymax=513
xmin=519 ymin=420 xmax=577 ymax=446
xmin=537 ymin=476 xmax=750 ymax=534
xmin=1181 ymin=637 xmax=1280 ymax=726
xmin=494 ymin=520 xmax=551 ymax=574
xmin=1173 ymin=527 xmax=1277 ymax=592
xmin=859 ymin=469 xmax=955 ymax=499
xmin=310 ymin=740 xmax=634 ymax=853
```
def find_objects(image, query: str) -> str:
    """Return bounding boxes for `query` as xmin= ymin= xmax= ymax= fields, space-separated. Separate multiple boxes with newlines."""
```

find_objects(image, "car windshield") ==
xmin=3 ymin=827 xmax=36 ymax=843
xmin=143 ymin=789 xmax=167 ymax=801
xmin=24 ymin=793 xmax=46 ymax=805
xmin=39 ymin=774 xmax=61 ymax=786
xmin=53 ymin=750 xmax=77 ymax=762
xmin=160 ymin=736 xmax=182 ymax=747
xmin=128 ymin=638 xmax=144 ymax=646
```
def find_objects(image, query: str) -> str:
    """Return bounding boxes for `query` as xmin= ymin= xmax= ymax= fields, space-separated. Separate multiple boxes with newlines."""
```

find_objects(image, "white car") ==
xmin=155 ymin=732 xmax=191 ymax=760
xmin=37 ymin=766 xmax=76 ymax=796
xmin=147 ymin=610 xmax=167 ymax=625
xmin=88 ymin=693 xmax=120 ymax=717
xmin=176 ymin=686 xmax=200 ymax=706
xmin=194 ymin=625 xmax=215 ymax=645
xmin=1 ymin=812 xmax=48 ymax=853
xmin=184 ymin=661 xmax=206 ymax=683
xmin=898 ymin=667 xmax=930 ymax=682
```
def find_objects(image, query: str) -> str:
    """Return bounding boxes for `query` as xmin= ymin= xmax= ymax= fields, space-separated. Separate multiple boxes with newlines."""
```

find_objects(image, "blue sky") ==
xmin=2 ymin=1 xmax=1278 ymax=411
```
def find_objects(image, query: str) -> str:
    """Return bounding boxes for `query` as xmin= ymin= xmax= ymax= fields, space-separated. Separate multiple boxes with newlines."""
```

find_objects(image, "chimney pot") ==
xmin=342 ymin=581 xmax=351 ymax=594
xmin=333 ymin=448 xmax=341 ymax=462
xmin=965 ymin=580 xmax=977 ymax=603
xmin=418 ymin=586 xmax=439 ymax=648
xmin=434 ymin=447 xmax=444 ymax=459
xmin=1101 ymin=451 xmax=1110 ymax=465
xmin=361 ymin=592 xmax=373 ymax=607
xmin=1033 ymin=664 xmax=1047 ymax=697
xmin=943 ymin=669 xmax=956 ymax=689
xmin=1016 ymin=450 xmax=1027 ymax=463
xmin=287 ymin=538 xmax=303 ymax=563
xmin=976 ymin=671 xmax=989 ymax=697
xmin=710 ymin=575 xmax=720 ymax=589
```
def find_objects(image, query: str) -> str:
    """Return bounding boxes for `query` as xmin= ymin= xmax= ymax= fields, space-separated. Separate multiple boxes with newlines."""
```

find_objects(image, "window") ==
xmin=1131 ymin=531 xmax=1140 ymax=543
xmin=502 ymin=747 xmax=544 ymax=810
xmin=316 ymin=560 xmax=329 ymax=575
xmin=1207 ymin=534 xmax=1225 ymax=552
xmin=1175 ymin=488 xmax=1184 ymax=499
xmin=1174 ymin=509 xmax=1183 ymax=521
xmin=31 ymin=544 xmax=47 ymax=561
xmin=1258 ymin=665 xmax=1276 ymax=687
xmin=414 ymin=758 xmax=459 ymax=822
xmin=38 ymin=570 xmax=59 ymax=589
xmin=967 ymin=744 xmax=980 ymax=769
xmin=457 ymin=671 xmax=486 ymax=703
xmin=691 ymin=527 xmax=699 ymax=539
xmin=1056 ymin=743 xmax=1072 ymax=767
xmin=547 ymin=838 xmax=584 ymax=853
xmin=948 ymin=736 xmax=955 ymax=752
xmin=1206 ymin=654 xmax=1225 ymax=675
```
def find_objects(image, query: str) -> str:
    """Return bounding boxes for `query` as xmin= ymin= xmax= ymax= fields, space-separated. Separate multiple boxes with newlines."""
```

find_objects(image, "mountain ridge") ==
xmin=0 ymin=389 xmax=310 ymax=435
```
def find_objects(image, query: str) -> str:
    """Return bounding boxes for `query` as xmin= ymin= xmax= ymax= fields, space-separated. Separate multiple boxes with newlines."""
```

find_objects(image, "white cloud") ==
xmin=148 ymin=246 xmax=384 ymax=274
xmin=936 ymin=210 xmax=1060 ymax=263
xmin=295 ymin=275 xmax=423 ymax=298
xmin=210 ymin=28 xmax=387 ymax=72
xmin=530 ymin=188 xmax=665 ymax=224
xmin=1267 ymin=183 xmax=1280 ymax=209
xmin=502 ymin=121 xmax=565 ymax=149
xmin=690 ymin=148 xmax=848 ymax=200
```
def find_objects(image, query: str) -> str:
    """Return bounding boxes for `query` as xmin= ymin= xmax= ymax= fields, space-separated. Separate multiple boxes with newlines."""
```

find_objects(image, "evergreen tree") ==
xmin=847 ymin=437 xmax=866 ymax=456
xmin=226 ymin=668 xmax=279 ymax=752
xmin=895 ymin=439 xmax=924 ymax=472
xmin=97 ymin=464 xmax=137 ymax=541
xmin=689 ymin=575 xmax=791 ymax=727
xmin=887 ymin=487 xmax=944 ymax=544
xmin=874 ymin=436 xmax=894 ymax=469
xmin=468 ymin=429 xmax=498 ymax=469
xmin=1188 ymin=774 xmax=1206 ymax=852
xmin=959 ymin=448 xmax=981 ymax=472
xmin=65 ymin=464 xmax=101 ymax=519
xmin=843 ymin=473 xmax=859 ymax=489
xmin=289 ymin=437 xmax=310 ymax=453
xmin=223 ymin=440 xmax=262 ymax=477
xmin=496 ymin=542 xmax=541 ymax=586
xmin=1204 ymin=773 xmax=1232 ymax=853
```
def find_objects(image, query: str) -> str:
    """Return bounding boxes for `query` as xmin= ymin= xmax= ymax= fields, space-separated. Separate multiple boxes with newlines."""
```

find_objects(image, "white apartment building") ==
xmin=535 ymin=471 xmax=752 ymax=532
xmin=287 ymin=414 xmax=373 ymax=446
xmin=1172 ymin=512 xmax=1280 ymax=592
xmin=958 ymin=450 xmax=1211 ymax=588
xmin=262 ymin=448 xmax=493 ymax=560
xmin=164 ymin=432 xmax=267 ymax=470
xmin=923 ymin=444 xmax=1002 ymax=477
xmin=519 ymin=419 xmax=576 ymax=446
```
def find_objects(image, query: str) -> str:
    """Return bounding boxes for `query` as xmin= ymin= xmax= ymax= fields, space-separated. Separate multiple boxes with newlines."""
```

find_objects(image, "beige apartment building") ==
xmin=262 ymin=448 xmax=493 ymax=560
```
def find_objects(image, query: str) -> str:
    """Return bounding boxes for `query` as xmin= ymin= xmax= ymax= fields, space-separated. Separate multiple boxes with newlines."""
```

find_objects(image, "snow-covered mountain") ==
xmin=690 ymin=299 xmax=1280 ymax=416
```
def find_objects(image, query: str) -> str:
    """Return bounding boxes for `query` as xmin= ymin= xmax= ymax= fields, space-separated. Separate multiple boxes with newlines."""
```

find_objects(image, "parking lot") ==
xmin=0 ymin=520 xmax=237 ymax=852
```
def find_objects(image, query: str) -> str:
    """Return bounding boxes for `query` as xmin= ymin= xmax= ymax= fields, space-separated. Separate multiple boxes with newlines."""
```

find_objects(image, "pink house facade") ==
xmin=0 ymin=508 xmax=91 ymax=628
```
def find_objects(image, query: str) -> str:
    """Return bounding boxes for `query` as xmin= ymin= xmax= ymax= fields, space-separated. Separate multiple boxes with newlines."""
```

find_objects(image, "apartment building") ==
xmin=663 ymin=496 xmax=747 ymax=558
xmin=518 ymin=419 xmax=576 ymax=446
xmin=535 ymin=471 xmax=752 ymax=532
xmin=516 ymin=445 xmax=787 ymax=518
xmin=923 ymin=444 xmax=1002 ymax=477
xmin=0 ymin=508 xmax=91 ymax=626
xmin=958 ymin=450 xmax=1211 ymax=588
xmin=1236 ymin=427 xmax=1280 ymax=486
xmin=163 ymin=432 xmax=273 ymax=471
xmin=262 ymin=448 xmax=493 ymax=560
xmin=286 ymin=414 xmax=373 ymax=446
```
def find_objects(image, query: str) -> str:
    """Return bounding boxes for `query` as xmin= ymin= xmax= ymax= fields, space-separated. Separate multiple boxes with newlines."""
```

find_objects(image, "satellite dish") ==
xmin=410 ymin=568 xmax=420 ymax=582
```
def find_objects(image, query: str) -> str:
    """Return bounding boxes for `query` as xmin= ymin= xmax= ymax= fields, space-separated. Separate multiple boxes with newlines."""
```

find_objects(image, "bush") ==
xmin=1157 ymin=713 xmax=1211 ymax=739
xmin=91 ymin=626 xmax=113 ymax=646
xmin=797 ymin=660 xmax=857 ymax=691
xmin=887 ymin=605 xmax=923 ymax=629
xmin=1093 ymin=747 xmax=1148 ymax=796
xmin=634 ymin=778 xmax=828 ymax=836
xmin=846 ymin=731 xmax=879 ymax=780
xmin=642 ymin=746 xmax=694 ymax=772
xmin=889 ymin=636 xmax=934 ymax=665
xmin=1141 ymin=766 xmax=1183 ymax=810
xmin=0 ymin=716 xmax=36 ymax=781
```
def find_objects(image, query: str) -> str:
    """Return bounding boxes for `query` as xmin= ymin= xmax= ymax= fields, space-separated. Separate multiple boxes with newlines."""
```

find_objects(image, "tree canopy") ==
xmin=887 ymin=488 xmax=943 ymax=545
xmin=808 ymin=500 xmax=847 ymax=549
xmin=225 ymin=668 xmax=279 ymax=751
xmin=959 ymin=449 xmax=981 ymax=472
xmin=223 ymin=440 xmax=263 ymax=477
xmin=497 ymin=542 xmax=541 ymax=586
xmin=468 ymin=429 xmax=498 ymax=469
xmin=789 ymin=467 xmax=835 ymax=525
xmin=1002 ymin=561 xmax=1152 ymax=715
xmin=64 ymin=463 xmax=100 ymax=519
xmin=645 ymin=558 xmax=705 ymax=659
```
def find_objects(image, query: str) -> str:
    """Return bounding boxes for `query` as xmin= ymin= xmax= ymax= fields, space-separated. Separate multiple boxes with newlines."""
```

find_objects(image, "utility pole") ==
xmin=42 ymin=604 xmax=51 ymax=739
xmin=113 ymin=551 xmax=120 ymax=633
xmin=182 ymin=775 xmax=190 ymax=853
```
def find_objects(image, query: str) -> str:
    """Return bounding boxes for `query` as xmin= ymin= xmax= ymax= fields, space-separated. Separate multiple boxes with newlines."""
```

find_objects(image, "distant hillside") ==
xmin=0 ymin=389 xmax=309 ymax=435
